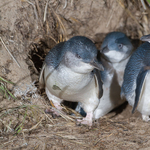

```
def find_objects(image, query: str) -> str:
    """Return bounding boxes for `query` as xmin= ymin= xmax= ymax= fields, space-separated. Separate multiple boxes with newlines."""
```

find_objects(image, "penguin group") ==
xmin=39 ymin=31 xmax=150 ymax=126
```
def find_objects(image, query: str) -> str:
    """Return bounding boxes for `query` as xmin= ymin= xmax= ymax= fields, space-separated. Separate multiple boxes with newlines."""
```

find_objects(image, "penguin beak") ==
xmin=100 ymin=46 xmax=109 ymax=53
xmin=90 ymin=59 xmax=104 ymax=71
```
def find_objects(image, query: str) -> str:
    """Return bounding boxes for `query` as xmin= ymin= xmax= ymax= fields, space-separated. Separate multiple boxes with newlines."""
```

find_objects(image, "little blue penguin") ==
xmin=39 ymin=36 xmax=104 ymax=126
xmin=94 ymin=31 xmax=133 ymax=119
xmin=121 ymin=34 xmax=150 ymax=122
xmin=76 ymin=32 xmax=134 ymax=119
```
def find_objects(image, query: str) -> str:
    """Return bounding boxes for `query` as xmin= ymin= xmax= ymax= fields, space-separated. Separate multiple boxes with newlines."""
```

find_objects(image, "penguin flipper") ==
xmin=39 ymin=63 xmax=46 ymax=88
xmin=132 ymin=68 xmax=149 ymax=113
xmin=94 ymin=69 xmax=103 ymax=99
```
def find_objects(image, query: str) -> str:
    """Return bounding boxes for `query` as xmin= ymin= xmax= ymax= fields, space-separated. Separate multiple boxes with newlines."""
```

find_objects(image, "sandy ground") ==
xmin=0 ymin=0 xmax=150 ymax=149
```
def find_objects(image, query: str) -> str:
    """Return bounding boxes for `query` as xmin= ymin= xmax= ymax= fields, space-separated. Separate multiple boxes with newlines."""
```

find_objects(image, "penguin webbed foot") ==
xmin=45 ymin=108 xmax=62 ymax=118
xmin=77 ymin=112 xmax=93 ymax=126
xmin=45 ymin=101 xmax=65 ymax=118
xmin=142 ymin=114 xmax=150 ymax=122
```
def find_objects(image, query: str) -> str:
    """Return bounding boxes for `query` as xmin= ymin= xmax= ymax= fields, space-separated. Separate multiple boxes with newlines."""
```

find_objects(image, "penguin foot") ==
xmin=77 ymin=112 xmax=93 ymax=126
xmin=45 ymin=102 xmax=63 ymax=117
xmin=45 ymin=108 xmax=61 ymax=117
xmin=142 ymin=114 xmax=150 ymax=122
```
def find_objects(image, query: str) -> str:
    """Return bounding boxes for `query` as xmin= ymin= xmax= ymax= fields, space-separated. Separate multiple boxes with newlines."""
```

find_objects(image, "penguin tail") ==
xmin=132 ymin=67 xmax=149 ymax=114
xmin=120 ymin=90 xmax=125 ymax=100
xmin=120 ymin=86 xmax=126 ymax=100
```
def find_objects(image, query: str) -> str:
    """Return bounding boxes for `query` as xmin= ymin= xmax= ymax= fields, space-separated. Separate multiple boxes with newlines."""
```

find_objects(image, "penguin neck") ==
xmin=102 ymin=50 xmax=132 ymax=64
xmin=112 ymin=56 xmax=129 ymax=69
xmin=57 ymin=63 xmax=93 ymax=82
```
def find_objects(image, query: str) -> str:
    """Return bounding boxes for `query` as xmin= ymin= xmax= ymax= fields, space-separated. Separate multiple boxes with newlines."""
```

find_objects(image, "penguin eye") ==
xmin=76 ymin=54 xmax=81 ymax=58
xmin=118 ymin=44 xmax=123 ymax=49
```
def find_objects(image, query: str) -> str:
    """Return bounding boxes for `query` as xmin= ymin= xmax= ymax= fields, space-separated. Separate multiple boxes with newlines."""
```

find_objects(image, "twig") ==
xmin=0 ymin=119 xmax=13 ymax=132
xmin=71 ymin=0 xmax=74 ymax=6
xmin=27 ymin=0 xmax=38 ymax=20
xmin=49 ymin=35 xmax=57 ymax=44
xmin=94 ymin=133 xmax=113 ymax=145
xmin=43 ymin=112 xmax=54 ymax=124
xmin=37 ymin=108 xmax=54 ymax=124
xmin=22 ymin=132 xmax=28 ymax=146
xmin=51 ymin=107 xmax=74 ymax=121
xmin=1 ymin=138 xmax=27 ymax=148
xmin=2 ymin=139 xmax=15 ymax=145
xmin=44 ymin=0 xmax=49 ymax=22
xmin=54 ymin=134 xmax=89 ymax=146
xmin=63 ymin=0 xmax=68 ymax=9
xmin=0 ymin=37 xmax=21 ymax=68
xmin=35 ymin=0 xmax=41 ymax=18
xmin=141 ymin=0 xmax=146 ymax=10
xmin=106 ymin=9 xmax=114 ymax=27
xmin=22 ymin=117 xmax=44 ymax=132
xmin=52 ymin=10 xmax=67 ymax=40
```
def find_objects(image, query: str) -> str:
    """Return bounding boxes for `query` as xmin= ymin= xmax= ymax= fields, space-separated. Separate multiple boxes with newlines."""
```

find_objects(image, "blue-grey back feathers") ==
xmin=45 ymin=42 xmax=65 ymax=68
xmin=121 ymin=41 xmax=150 ymax=112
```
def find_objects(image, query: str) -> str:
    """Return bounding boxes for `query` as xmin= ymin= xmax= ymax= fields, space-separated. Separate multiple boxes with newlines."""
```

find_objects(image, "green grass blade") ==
xmin=147 ymin=0 xmax=150 ymax=5
xmin=5 ymin=87 xmax=16 ymax=99
xmin=15 ymin=107 xmax=28 ymax=134
xmin=0 ymin=77 xmax=14 ymax=85
xmin=0 ymin=80 xmax=16 ymax=99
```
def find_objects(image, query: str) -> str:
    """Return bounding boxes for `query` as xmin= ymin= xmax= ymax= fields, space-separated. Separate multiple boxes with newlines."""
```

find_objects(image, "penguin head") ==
xmin=100 ymin=32 xmax=133 ymax=63
xmin=62 ymin=36 xmax=104 ymax=74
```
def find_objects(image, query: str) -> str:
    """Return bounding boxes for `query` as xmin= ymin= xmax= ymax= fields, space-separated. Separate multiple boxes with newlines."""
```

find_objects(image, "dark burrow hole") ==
xmin=26 ymin=37 xmax=56 ymax=84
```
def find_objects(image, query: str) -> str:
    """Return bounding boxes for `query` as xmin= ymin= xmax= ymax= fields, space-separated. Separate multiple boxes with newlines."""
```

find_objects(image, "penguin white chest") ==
xmin=112 ymin=58 xmax=129 ymax=86
xmin=137 ymin=71 xmax=150 ymax=115
xmin=44 ymin=65 xmax=94 ymax=100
